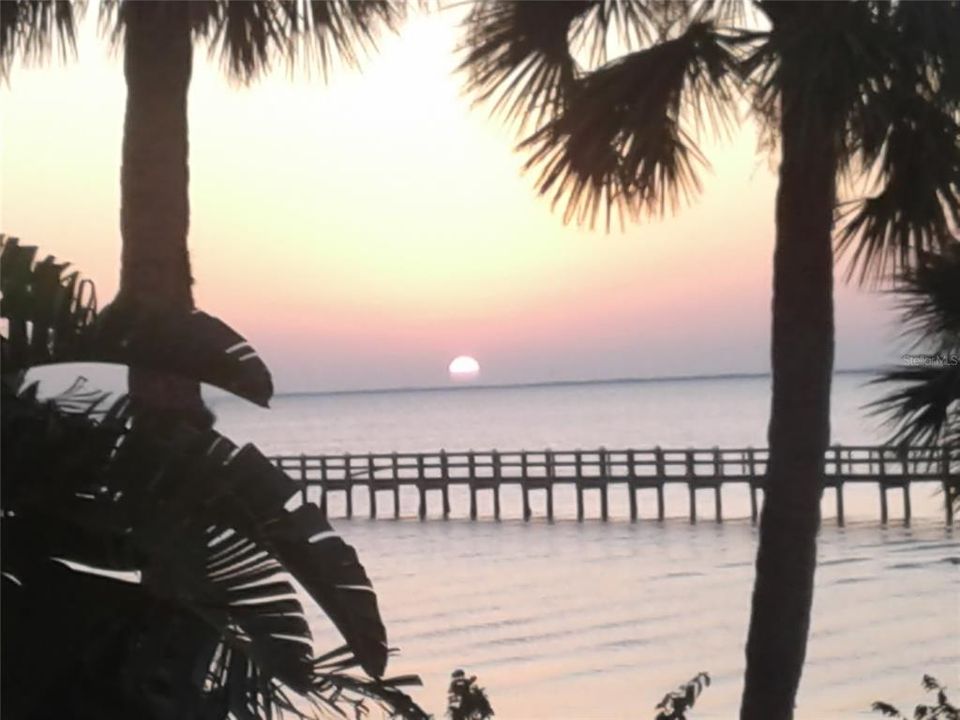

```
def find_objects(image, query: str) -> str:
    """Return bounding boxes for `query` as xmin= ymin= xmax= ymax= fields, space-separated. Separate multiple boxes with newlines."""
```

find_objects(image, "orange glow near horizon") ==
xmin=1 ymin=9 xmax=895 ymax=391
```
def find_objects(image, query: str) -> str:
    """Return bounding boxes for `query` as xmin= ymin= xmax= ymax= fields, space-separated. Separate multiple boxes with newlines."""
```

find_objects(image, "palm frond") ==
xmin=872 ymin=364 xmax=960 ymax=447
xmin=891 ymin=242 xmax=960 ymax=345
xmin=457 ymin=1 xmax=590 ymax=129
xmin=0 ymin=0 xmax=83 ymax=81
xmin=518 ymin=19 xmax=740 ymax=228
xmin=892 ymin=1 xmax=960 ymax=105
xmin=872 ymin=242 xmax=960 ymax=449
xmin=826 ymin=1 xmax=960 ymax=285
xmin=2 ymin=365 xmax=417 ymax=716
xmin=0 ymin=235 xmax=274 ymax=407
xmin=0 ymin=235 xmax=97 ymax=371
xmin=1 ymin=239 xmax=411 ymax=704
xmin=96 ymin=416 xmax=391 ymax=679
xmin=100 ymin=0 xmax=404 ymax=84
xmin=457 ymin=1 xmax=736 ymax=132
xmin=837 ymin=92 xmax=960 ymax=285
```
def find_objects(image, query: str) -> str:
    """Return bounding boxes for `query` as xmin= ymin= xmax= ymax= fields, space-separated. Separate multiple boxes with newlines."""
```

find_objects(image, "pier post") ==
xmin=836 ymin=482 xmax=845 ymax=526
xmin=440 ymin=450 xmax=451 ymax=518
xmin=686 ymin=449 xmax=697 ymax=523
xmin=367 ymin=454 xmax=377 ymax=519
xmin=599 ymin=448 xmax=609 ymax=522
xmin=628 ymin=450 xmax=638 ymax=521
xmin=391 ymin=452 xmax=400 ymax=519
xmin=468 ymin=451 xmax=477 ymax=520
xmin=654 ymin=447 xmax=666 ymax=520
xmin=899 ymin=447 xmax=911 ymax=525
xmin=878 ymin=450 xmax=889 ymax=525
xmin=943 ymin=450 xmax=954 ymax=525
xmin=712 ymin=447 xmax=722 ymax=523
xmin=344 ymin=453 xmax=354 ymax=519
xmin=521 ymin=452 xmax=531 ymax=521
xmin=575 ymin=451 xmax=584 ymax=521
xmin=320 ymin=456 xmax=328 ymax=520
xmin=417 ymin=454 xmax=426 ymax=520
xmin=299 ymin=454 xmax=308 ymax=505
xmin=545 ymin=449 xmax=555 ymax=521
xmin=746 ymin=447 xmax=758 ymax=524
xmin=492 ymin=450 xmax=502 ymax=520
xmin=318 ymin=483 xmax=328 ymax=521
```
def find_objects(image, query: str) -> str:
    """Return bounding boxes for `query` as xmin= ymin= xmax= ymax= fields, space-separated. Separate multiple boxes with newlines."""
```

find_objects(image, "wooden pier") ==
xmin=270 ymin=445 xmax=959 ymax=525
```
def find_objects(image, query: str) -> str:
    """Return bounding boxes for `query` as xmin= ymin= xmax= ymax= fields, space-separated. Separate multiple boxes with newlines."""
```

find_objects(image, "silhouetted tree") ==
xmin=1 ymin=0 xmax=404 ymax=423
xmin=0 ymin=235 xmax=428 ymax=719
xmin=655 ymin=672 xmax=711 ymax=720
xmin=872 ymin=675 xmax=959 ymax=719
xmin=446 ymin=669 xmax=494 ymax=720
xmin=874 ymin=239 xmax=960 ymax=507
xmin=457 ymin=3 xmax=960 ymax=718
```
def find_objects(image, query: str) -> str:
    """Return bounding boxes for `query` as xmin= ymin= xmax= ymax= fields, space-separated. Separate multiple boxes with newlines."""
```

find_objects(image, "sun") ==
xmin=448 ymin=355 xmax=480 ymax=382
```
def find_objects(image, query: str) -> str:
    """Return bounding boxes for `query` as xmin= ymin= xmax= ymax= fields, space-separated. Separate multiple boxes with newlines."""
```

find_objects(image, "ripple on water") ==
xmin=303 ymin=519 xmax=958 ymax=719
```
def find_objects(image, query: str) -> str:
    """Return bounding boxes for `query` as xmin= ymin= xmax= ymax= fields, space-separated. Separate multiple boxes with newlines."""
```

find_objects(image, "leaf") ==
xmin=518 ymin=18 xmax=740 ymax=228
xmin=214 ymin=446 xmax=388 ymax=677
xmin=0 ymin=235 xmax=274 ymax=407
xmin=102 ymin=0 xmax=404 ymax=84
xmin=2 ymin=370 xmax=422 ymax=717
xmin=870 ymin=701 xmax=903 ymax=718
xmin=0 ymin=0 xmax=81 ymax=81
xmin=457 ymin=1 xmax=588 ymax=128
xmin=94 ymin=300 xmax=274 ymax=407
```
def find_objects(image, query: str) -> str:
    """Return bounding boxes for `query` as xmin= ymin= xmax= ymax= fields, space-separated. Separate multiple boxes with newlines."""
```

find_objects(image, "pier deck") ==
xmin=270 ymin=445 xmax=958 ymax=525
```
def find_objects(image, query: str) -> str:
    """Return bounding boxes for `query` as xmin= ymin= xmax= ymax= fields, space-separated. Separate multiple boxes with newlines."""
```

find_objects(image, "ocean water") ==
xmin=209 ymin=373 xmax=959 ymax=719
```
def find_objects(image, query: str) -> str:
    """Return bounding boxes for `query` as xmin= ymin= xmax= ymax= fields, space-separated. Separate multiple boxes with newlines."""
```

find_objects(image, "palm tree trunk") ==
xmin=740 ymin=25 xmax=838 ymax=720
xmin=119 ymin=2 xmax=207 ymax=426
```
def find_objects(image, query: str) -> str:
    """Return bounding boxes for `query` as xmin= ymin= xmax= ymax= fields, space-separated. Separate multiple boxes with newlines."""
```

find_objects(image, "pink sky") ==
xmin=1 ymin=9 xmax=898 ymax=392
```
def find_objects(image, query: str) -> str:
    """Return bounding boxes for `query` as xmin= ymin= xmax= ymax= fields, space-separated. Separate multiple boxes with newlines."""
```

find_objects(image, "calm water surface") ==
xmin=210 ymin=374 xmax=959 ymax=718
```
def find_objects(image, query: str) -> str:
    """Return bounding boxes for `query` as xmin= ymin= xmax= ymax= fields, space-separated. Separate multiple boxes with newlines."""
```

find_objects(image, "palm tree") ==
xmin=1 ymin=0 xmax=404 ymax=424
xmin=456 ymin=2 xmax=960 ymax=718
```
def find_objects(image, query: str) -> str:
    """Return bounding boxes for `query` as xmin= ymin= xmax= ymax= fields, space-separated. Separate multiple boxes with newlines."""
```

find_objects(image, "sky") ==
xmin=1 ymin=7 xmax=900 ymax=393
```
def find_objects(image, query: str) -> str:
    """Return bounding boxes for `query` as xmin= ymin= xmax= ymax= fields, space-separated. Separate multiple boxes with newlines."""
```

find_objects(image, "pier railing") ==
xmin=269 ymin=445 xmax=959 ymax=525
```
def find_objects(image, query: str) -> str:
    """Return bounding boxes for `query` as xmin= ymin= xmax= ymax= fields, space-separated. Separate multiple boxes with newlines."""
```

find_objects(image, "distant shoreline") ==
xmin=269 ymin=368 xmax=880 ymax=400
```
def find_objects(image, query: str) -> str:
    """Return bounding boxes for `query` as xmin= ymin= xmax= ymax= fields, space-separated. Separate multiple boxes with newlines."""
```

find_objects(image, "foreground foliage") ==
xmin=872 ymin=675 xmax=959 ymax=720
xmin=446 ymin=670 xmax=494 ymax=720
xmin=874 ymin=240 xmax=960 ymax=512
xmin=875 ymin=241 xmax=960 ymax=445
xmin=0 ymin=236 xmax=427 ymax=719
xmin=655 ymin=672 xmax=711 ymax=720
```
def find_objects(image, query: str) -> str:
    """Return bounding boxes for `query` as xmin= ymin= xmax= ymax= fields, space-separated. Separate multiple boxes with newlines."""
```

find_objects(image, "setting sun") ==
xmin=448 ymin=355 xmax=480 ymax=381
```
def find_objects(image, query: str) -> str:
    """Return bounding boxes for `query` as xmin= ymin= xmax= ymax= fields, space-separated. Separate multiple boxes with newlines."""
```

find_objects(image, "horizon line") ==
xmin=266 ymin=367 xmax=881 ymax=400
